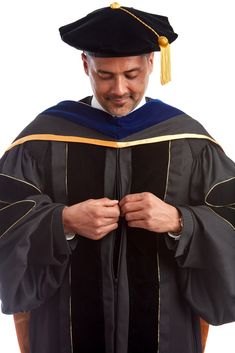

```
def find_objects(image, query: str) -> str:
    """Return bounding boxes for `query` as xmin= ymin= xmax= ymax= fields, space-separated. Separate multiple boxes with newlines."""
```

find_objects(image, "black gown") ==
xmin=1 ymin=98 xmax=235 ymax=353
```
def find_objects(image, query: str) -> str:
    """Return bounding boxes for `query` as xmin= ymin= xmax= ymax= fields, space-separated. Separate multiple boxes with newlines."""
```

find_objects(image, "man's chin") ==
xmin=106 ymin=103 xmax=134 ymax=117
xmin=109 ymin=109 xmax=131 ymax=117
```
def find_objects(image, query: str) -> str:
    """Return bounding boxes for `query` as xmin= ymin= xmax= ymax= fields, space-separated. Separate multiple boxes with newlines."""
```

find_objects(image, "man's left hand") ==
xmin=119 ymin=192 xmax=181 ymax=234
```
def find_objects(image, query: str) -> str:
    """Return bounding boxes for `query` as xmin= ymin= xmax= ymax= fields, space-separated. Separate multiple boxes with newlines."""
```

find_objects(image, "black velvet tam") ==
xmin=59 ymin=4 xmax=178 ymax=57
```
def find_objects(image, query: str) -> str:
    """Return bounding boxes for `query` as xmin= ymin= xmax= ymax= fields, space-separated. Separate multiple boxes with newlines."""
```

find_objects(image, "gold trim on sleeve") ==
xmin=0 ymin=173 xmax=42 ymax=194
xmin=0 ymin=200 xmax=10 ymax=205
xmin=206 ymin=206 xmax=235 ymax=231
xmin=0 ymin=200 xmax=36 ymax=239
xmin=205 ymin=177 xmax=235 ymax=207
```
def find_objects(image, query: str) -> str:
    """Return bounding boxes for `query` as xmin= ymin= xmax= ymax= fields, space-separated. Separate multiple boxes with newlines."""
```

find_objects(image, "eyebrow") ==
xmin=97 ymin=67 xmax=141 ymax=75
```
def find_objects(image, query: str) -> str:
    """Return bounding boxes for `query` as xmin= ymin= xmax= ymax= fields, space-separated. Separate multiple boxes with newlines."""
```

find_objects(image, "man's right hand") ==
xmin=62 ymin=198 xmax=120 ymax=240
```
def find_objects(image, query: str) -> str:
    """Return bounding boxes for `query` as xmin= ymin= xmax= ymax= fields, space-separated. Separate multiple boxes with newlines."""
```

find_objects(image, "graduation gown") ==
xmin=1 ymin=98 xmax=235 ymax=353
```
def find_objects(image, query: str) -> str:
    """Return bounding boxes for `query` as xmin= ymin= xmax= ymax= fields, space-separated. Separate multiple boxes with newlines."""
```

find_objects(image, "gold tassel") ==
xmin=158 ymin=36 xmax=171 ymax=85
xmin=110 ymin=6 xmax=172 ymax=85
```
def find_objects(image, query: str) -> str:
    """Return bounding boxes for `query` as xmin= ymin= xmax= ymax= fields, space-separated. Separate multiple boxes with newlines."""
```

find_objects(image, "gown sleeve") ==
xmin=0 ymin=142 xmax=70 ymax=314
xmin=167 ymin=141 xmax=235 ymax=325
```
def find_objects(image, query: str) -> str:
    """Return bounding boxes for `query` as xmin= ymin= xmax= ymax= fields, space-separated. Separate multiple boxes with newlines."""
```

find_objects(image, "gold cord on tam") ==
xmin=110 ymin=2 xmax=171 ymax=85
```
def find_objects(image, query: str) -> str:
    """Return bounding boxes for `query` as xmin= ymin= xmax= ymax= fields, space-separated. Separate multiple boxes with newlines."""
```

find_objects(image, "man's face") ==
xmin=82 ymin=53 xmax=154 ymax=116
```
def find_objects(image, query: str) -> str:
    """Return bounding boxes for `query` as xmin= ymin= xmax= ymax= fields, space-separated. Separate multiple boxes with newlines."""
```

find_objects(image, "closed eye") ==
xmin=125 ymin=73 xmax=138 ymax=80
xmin=97 ymin=71 xmax=113 ymax=80
xmin=125 ymin=68 xmax=141 ymax=80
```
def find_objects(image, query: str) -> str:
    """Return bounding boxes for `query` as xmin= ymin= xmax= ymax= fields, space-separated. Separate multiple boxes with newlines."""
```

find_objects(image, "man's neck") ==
xmin=91 ymin=95 xmax=146 ymax=117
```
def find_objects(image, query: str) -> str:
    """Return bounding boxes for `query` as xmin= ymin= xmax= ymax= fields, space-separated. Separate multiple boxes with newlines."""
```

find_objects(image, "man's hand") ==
xmin=62 ymin=198 xmax=120 ymax=240
xmin=119 ymin=192 xmax=181 ymax=233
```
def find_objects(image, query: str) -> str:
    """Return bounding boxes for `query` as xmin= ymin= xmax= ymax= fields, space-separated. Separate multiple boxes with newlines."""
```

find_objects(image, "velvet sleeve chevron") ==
xmin=0 ymin=144 xmax=70 ymax=314
xmin=168 ymin=141 xmax=235 ymax=325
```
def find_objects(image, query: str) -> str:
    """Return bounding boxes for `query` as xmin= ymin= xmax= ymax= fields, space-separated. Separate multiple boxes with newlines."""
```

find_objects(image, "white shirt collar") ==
xmin=91 ymin=95 xmax=146 ymax=117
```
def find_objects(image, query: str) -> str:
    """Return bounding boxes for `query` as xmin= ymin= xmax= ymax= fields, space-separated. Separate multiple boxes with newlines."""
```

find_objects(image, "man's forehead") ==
xmin=87 ymin=54 xmax=149 ymax=71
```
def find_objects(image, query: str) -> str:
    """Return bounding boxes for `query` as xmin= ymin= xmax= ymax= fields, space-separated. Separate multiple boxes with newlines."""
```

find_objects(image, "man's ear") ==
xmin=81 ymin=52 xmax=89 ymax=76
xmin=148 ymin=52 xmax=154 ymax=73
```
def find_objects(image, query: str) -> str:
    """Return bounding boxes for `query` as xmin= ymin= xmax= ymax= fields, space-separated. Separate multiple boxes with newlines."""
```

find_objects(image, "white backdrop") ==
xmin=0 ymin=1 xmax=235 ymax=352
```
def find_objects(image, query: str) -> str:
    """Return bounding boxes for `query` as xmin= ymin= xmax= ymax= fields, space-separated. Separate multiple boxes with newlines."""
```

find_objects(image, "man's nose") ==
xmin=111 ymin=76 xmax=127 ymax=96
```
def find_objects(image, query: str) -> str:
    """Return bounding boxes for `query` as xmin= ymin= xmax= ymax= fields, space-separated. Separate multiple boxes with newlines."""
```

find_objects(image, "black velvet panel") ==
xmin=130 ymin=142 xmax=169 ymax=194
xmin=71 ymin=237 xmax=105 ymax=353
xmin=67 ymin=142 xmax=106 ymax=353
xmin=67 ymin=143 xmax=106 ymax=204
xmin=127 ymin=229 xmax=159 ymax=353
xmin=127 ymin=141 xmax=169 ymax=353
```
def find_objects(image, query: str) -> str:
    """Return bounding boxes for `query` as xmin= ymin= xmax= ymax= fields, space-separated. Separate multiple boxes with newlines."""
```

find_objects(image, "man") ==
xmin=0 ymin=3 xmax=235 ymax=353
